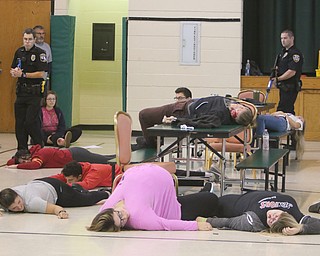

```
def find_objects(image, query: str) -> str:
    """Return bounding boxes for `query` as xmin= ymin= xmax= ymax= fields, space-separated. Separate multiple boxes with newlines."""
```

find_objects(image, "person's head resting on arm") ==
xmin=87 ymin=207 xmax=129 ymax=232
xmin=14 ymin=149 xmax=31 ymax=164
xmin=174 ymin=87 xmax=192 ymax=101
xmin=61 ymin=161 xmax=83 ymax=184
xmin=266 ymin=209 xmax=303 ymax=235
xmin=0 ymin=188 xmax=25 ymax=213
xmin=229 ymin=103 xmax=254 ymax=126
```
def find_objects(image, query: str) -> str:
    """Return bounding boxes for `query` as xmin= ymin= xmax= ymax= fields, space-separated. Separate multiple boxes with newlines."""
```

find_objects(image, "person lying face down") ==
xmin=197 ymin=191 xmax=320 ymax=235
xmin=6 ymin=144 xmax=115 ymax=169
xmin=87 ymin=164 xmax=218 ymax=231
xmin=50 ymin=161 xmax=122 ymax=191
xmin=138 ymin=95 xmax=255 ymax=148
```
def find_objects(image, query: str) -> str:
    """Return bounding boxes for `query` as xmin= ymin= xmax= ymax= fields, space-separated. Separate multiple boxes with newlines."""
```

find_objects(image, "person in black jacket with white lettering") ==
xmin=197 ymin=191 xmax=320 ymax=235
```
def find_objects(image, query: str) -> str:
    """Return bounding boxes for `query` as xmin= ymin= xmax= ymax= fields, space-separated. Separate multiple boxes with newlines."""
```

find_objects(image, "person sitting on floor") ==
xmin=197 ymin=190 xmax=320 ymax=235
xmin=0 ymin=177 xmax=109 ymax=219
xmin=87 ymin=164 xmax=218 ymax=231
xmin=255 ymin=111 xmax=305 ymax=159
xmin=6 ymin=144 xmax=115 ymax=169
xmin=136 ymin=95 xmax=255 ymax=149
xmin=50 ymin=161 xmax=122 ymax=191
xmin=40 ymin=90 xmax=82 ymax=148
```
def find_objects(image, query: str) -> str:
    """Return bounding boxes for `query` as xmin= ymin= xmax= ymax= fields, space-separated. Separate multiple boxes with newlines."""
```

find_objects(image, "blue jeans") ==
xmin=256 ymin=115 xmax=287 ymax=135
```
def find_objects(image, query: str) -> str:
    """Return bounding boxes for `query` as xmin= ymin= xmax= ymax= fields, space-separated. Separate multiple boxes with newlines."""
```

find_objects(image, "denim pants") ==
xmin=256 ymin=115 xmax=287 ymax=135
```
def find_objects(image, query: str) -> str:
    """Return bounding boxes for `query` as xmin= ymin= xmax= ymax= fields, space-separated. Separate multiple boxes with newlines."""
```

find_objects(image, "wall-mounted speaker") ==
xmin=92 ymin=23 xmax=115 ymax=60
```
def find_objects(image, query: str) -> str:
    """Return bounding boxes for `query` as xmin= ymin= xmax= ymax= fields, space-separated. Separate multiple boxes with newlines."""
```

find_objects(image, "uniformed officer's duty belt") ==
xmin=16 ymin=82 xmax=42 ymax=95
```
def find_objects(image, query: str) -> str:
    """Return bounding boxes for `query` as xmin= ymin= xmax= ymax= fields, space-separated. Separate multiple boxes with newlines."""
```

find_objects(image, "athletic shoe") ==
xmin=308 ymin=202 xmax=320 ymax=213
xmin=200 ymin=182 xmax=214 ymax=193
xmin=72 ymin=183 xmax=88 ymax=193
xmin=64 ymin=131 xmax=72 ymax=148
xmin=136 ymin=136 xmax=146 ymax=145
xmin=98 ymin=187 xmax=112 ymax=197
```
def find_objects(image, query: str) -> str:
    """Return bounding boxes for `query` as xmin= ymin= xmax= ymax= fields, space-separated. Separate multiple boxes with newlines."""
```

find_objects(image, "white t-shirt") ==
xmin=286 ymin=114 xmax=304 ymax=131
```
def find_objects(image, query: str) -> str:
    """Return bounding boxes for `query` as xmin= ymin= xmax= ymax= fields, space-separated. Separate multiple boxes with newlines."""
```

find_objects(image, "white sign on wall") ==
xmin=180 ymin=22 xmax=201 ymax=65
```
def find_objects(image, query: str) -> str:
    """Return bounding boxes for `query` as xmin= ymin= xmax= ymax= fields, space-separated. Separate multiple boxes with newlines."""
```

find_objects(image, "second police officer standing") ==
xmin=10 ymin=28 xmax=49 ymax=151
xmin=273 ymin=29 xmax=304 ymax=115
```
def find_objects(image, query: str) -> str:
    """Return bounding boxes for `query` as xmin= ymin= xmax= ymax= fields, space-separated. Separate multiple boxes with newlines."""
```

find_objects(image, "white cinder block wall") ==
xmin=127 ymin=0 xmax=243 ymax=130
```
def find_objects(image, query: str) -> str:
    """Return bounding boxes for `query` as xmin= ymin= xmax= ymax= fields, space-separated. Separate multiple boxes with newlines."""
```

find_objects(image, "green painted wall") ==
xmin=68 ymin=0 xmax=128 ymax=125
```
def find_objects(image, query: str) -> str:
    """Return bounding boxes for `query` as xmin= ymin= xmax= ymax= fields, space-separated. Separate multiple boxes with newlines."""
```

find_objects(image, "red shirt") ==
xmin=50 ymin=162 xmax=122 ymax=190
xmin=7 ymin=145 xmax=73 ymax=169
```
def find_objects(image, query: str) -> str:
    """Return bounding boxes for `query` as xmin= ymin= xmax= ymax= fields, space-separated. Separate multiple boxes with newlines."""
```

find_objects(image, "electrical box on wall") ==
xmin=92 ymin=23 xmax=115 ymax=60
xmin=180 ymin=22 xmax=201 ymax=65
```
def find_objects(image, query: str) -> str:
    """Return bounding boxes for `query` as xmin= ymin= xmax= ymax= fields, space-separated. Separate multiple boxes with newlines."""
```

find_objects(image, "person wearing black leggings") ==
xmin=0 ymin=177 xmax=109 ymax=219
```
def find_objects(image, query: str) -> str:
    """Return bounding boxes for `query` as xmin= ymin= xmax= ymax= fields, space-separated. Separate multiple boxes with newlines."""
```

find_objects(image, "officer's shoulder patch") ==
xmin=293 ymin=54 xmax=300 ymax=63
xmin=40 ymin=53 xmax=47 ymax=62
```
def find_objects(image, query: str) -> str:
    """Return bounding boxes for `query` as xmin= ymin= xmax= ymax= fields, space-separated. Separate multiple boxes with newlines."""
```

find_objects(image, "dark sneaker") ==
xmin=131 ymin=143 xmax=146 ymax=151
xmin=72 ymin=183 xmax=88 ymax=193
xmin=105 ymin=154 xmax=116 ymax=161
xmin=136 ymin=136 xmax=146 ymax=145
xmin=98 ymin=187 xmax=112 ymax=197
xmin=308 ymin=202 xmax=320 ymax=213
xmin=200 ymin=182 xmax=214 ymax=193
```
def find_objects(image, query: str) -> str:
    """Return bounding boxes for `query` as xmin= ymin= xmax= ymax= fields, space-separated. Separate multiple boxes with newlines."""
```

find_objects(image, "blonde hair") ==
xmin=267 ymin=212 xmax=303 ymax=235
xmin=235 ymin=108 xmax=254 ymax=126
xmin=87 ymin=209 xmax=120 ymax=232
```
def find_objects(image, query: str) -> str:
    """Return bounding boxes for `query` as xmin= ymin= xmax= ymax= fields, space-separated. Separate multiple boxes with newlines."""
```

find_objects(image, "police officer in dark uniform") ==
xmin=273 ymin=29 xmax=303 ymax=115
xmin=10 ymin=28 xmax=48 ymax=151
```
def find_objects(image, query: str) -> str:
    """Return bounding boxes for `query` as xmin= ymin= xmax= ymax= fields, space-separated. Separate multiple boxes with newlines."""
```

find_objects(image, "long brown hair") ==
xmin=87 ymin=208 xmax=120 ymax=232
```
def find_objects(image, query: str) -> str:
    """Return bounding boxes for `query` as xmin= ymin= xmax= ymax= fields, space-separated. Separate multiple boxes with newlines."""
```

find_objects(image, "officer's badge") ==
xmin=31 ymin=55 xmax=36 ymax=61
xmin=40 ymin=53 xmax=47 ymax=62
xmin=293 ymin=54 xmax=300 ymax=63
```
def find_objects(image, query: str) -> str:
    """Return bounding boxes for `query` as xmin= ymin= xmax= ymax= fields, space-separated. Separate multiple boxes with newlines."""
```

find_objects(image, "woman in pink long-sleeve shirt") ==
xmin=87 ymin=164 xmax=218 ymax=231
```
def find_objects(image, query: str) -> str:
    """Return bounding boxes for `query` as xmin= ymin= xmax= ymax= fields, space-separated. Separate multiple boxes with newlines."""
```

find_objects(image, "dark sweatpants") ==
xmin=139 ymin=100 xmax=190 ymax=146
xmin=178 ymin=192 xmax=219 ymax=220
xmin=37 ymin=177 xmax=108 ymax=207
xmin=69 ymin=147 xmax=115 ymax=164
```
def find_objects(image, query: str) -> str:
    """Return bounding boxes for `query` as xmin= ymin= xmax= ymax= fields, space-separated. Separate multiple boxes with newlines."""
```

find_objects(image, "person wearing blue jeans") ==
xmin=255 ymin=111 xmax=305 ymax=159
xmin=256 ymin=111 xmax=303 ymax=136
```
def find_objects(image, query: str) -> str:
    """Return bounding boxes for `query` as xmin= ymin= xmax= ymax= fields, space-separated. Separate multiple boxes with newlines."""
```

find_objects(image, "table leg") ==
xmin=156 ymin=136 xmax=161 ymax=156
xmin=186 ymin=134 xmax=191 ymax=177
xmin=281 ymin=153 xmax=287 ymax=192
xmin=274 ymin=162 xmax=279 ymax=192
xmin=220 ymin=138 xmax=226 ymax=196
xmin=265 ymin=168 xmax=269 ymax=190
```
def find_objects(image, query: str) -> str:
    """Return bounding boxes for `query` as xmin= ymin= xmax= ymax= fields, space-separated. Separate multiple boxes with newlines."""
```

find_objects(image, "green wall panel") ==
xmin=50 ymin=15 xmax=76 ymax=127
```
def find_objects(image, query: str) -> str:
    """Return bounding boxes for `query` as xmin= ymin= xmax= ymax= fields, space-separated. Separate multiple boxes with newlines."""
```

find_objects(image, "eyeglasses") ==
xmin=174 ymin=96 xmax=186 ymax=101
xmin=114 ymin=210 xmax=125 ymax=227
xmin=46 ymin=98 xmax=56 ymax=101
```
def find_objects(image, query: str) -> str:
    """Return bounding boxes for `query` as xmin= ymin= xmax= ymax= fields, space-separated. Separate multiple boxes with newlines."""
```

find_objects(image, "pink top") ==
xmin=100 ymin=164 xmax=198 ymax=231
xmin=41 ymin=107 xmax=58 ymax=132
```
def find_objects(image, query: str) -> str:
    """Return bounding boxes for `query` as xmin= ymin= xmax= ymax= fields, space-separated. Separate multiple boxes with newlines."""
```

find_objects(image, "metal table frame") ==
xmin=147 ymin=124 xmax=248 ymax=195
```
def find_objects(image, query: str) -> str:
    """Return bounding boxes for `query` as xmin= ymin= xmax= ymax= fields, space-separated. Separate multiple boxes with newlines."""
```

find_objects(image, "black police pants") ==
xmin=14 ymin=95 xmax=42 ymax=150
xmin=277 ymin=85 xmax=298 ymax=115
